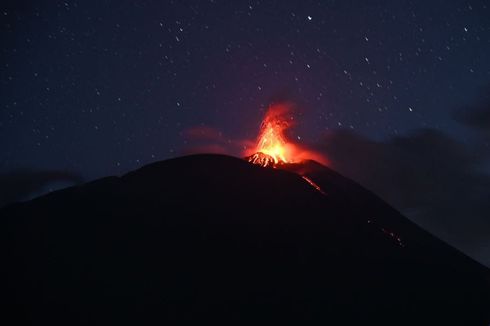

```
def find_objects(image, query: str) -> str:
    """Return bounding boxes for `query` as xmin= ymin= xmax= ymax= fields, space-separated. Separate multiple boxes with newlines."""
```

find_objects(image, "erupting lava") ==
xmin=245 ymin=103 xmax=327 ymax=168
xmin=253 ymin=105 xmax=290 ymax=164
xmin=246 ymin=104 xmax=294 ymax=167
xmin=244 ymin=103 xmax=329 ymax=195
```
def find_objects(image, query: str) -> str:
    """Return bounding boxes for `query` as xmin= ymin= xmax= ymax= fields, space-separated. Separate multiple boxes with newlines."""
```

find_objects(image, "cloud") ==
xmin=0 ymin=170 xmax=84 ymax=208
xmin=454 ymin=92 xmax=490 ymax=171
xmin=317 ymin=128 xmax=490 ymax=266
xmin=455 ymin=99 xmax=490 ymax=131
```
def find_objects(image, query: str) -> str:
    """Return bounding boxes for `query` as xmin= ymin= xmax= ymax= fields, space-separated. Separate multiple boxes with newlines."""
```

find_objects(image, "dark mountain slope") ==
xmin=1 ymin=154 xmax=489 ymax=325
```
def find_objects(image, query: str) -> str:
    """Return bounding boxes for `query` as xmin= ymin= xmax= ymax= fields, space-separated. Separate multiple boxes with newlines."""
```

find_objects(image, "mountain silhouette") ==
xmin=1 ymin=154 xmax=489 ymax=325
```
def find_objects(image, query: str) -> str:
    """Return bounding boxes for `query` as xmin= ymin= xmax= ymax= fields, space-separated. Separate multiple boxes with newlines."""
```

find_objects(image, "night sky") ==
xmin=1 ymin=1 xmax=490 ymax=264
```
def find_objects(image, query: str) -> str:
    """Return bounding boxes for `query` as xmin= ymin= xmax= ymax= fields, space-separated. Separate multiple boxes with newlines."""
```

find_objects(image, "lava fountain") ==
xmin=246 ymin=104 xmax=292 ymax=167
xmin=245 ymin=103 xmax=327 ymax=168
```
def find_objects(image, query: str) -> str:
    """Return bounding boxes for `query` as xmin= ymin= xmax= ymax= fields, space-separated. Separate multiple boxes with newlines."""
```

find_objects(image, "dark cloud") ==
xmin=318 ymin=128 xmax=490 ymax=266
xmin=455 ymin=99 xmax=490 ymax=131
xmin=454 ymin=90 xmax=490 ymax=169
xmin=0 ymin=170 xmax=84 ymax=208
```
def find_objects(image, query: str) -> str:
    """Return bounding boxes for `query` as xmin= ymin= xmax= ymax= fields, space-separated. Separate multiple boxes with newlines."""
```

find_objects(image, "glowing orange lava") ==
xmin=244 ymin=103 xmax=330 ymax=195
xmin=302 ymin=176 xmax=327 ymax=196
xmin=245 ymin=103 xmax=328 ymax=167
xmin=253 ymin=104 xmax=292 ymax=164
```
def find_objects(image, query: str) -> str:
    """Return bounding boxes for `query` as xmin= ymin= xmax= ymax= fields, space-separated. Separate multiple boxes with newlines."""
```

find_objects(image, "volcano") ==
xmin=1 ymin=154 xmax=489 ymax=325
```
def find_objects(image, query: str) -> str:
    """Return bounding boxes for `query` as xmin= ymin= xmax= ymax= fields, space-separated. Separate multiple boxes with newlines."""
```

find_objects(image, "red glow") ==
xmin=302 ymin=176 xmax=327 ymax=196
xmin=245 ymin=103 xmax=328 ymax=166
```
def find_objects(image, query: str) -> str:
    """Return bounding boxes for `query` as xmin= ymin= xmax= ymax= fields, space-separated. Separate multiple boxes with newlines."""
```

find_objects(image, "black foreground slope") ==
xmin=1 ymin=154 xmax=489 ymax=325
